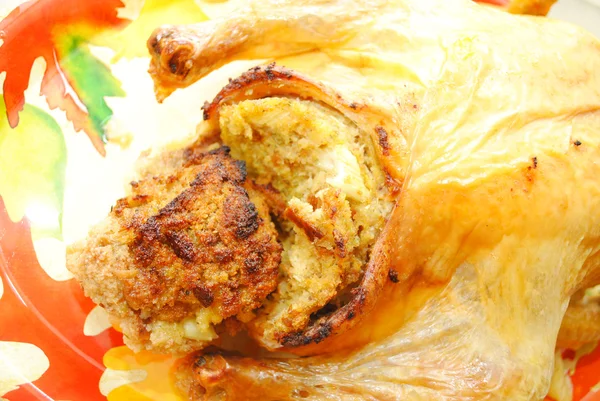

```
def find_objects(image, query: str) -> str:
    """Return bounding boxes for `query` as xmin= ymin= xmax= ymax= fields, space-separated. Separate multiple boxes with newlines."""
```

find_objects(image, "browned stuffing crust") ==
xmin=67 ymin=146 xmax=282 ymax=353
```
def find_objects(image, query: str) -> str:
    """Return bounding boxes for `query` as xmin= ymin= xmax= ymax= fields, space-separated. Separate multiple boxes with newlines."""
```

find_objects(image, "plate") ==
xmin=0 ymin=0 xmax=598 ymax=400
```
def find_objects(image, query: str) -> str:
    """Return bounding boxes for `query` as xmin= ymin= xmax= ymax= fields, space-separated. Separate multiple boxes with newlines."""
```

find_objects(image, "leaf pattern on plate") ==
xmin=102 ymin=346 xmax=181 ymax=401
xmin=31 ymin=238 xmax=72 ymax=281
xmin=0 ymin=341 xmax=50 ymax=397
xmin=0 ymin=0 xmax=128 ymax=155
xmin=52 ymin=33 xmax=126 ymax=147
xmin=0 ymin=100 xmax=66 ymax=239
xmin=0 ymin=202 xmax=123 ymax=401
xmin=84 ymin=306 xmax=113 ymax=337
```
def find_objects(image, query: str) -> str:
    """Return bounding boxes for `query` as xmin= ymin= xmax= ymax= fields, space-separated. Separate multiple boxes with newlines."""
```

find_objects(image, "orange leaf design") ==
xmin=0 ymin=199 xmax=123 ymax=400
xmin=102 ymin=346 xmax=181 ymax=401
xmin=0 ymin=0 xmax=129 ymax=155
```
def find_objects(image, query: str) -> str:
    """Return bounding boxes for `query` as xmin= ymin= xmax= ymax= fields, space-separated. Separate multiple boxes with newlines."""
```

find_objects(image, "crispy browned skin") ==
xmin=67 ymin=146 xmax=282 ymax=353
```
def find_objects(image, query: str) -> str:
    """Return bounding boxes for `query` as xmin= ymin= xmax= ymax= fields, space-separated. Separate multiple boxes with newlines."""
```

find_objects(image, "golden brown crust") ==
xmin=67 ymin=147 xmax=282 ymax=353
xmin=120 ymin=147 xmax=280 ymax=321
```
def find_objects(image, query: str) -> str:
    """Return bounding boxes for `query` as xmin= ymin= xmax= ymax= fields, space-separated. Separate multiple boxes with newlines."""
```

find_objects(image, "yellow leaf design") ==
xmin=84 ymin=306 xmax=112 ymax=337
xmin=0 ymin=101 xmax=66 ymax=239
xmin=0 ymin=342 xmax=50 ymax=397
xmin=97 ymin=0 xmax=208 ymax=60
xmin=32 ymin=238 xmax=73 ymax=281
xmin=102 ymin=346 xmax=182 ymax=401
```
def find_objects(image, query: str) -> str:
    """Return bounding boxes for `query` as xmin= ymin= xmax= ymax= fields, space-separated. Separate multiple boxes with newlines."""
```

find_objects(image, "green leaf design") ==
xmin=0 ymin=99 xmax=67 ymax=239
xmin=57 ymin=35 xmax=126 ymax=144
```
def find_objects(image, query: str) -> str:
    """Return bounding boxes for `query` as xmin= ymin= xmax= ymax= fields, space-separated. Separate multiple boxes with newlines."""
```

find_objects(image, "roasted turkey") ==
xmin=145 ymin=0 xmax=600 ymax=399
xmin=66 ymin=0 xmax=600 ymax=399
